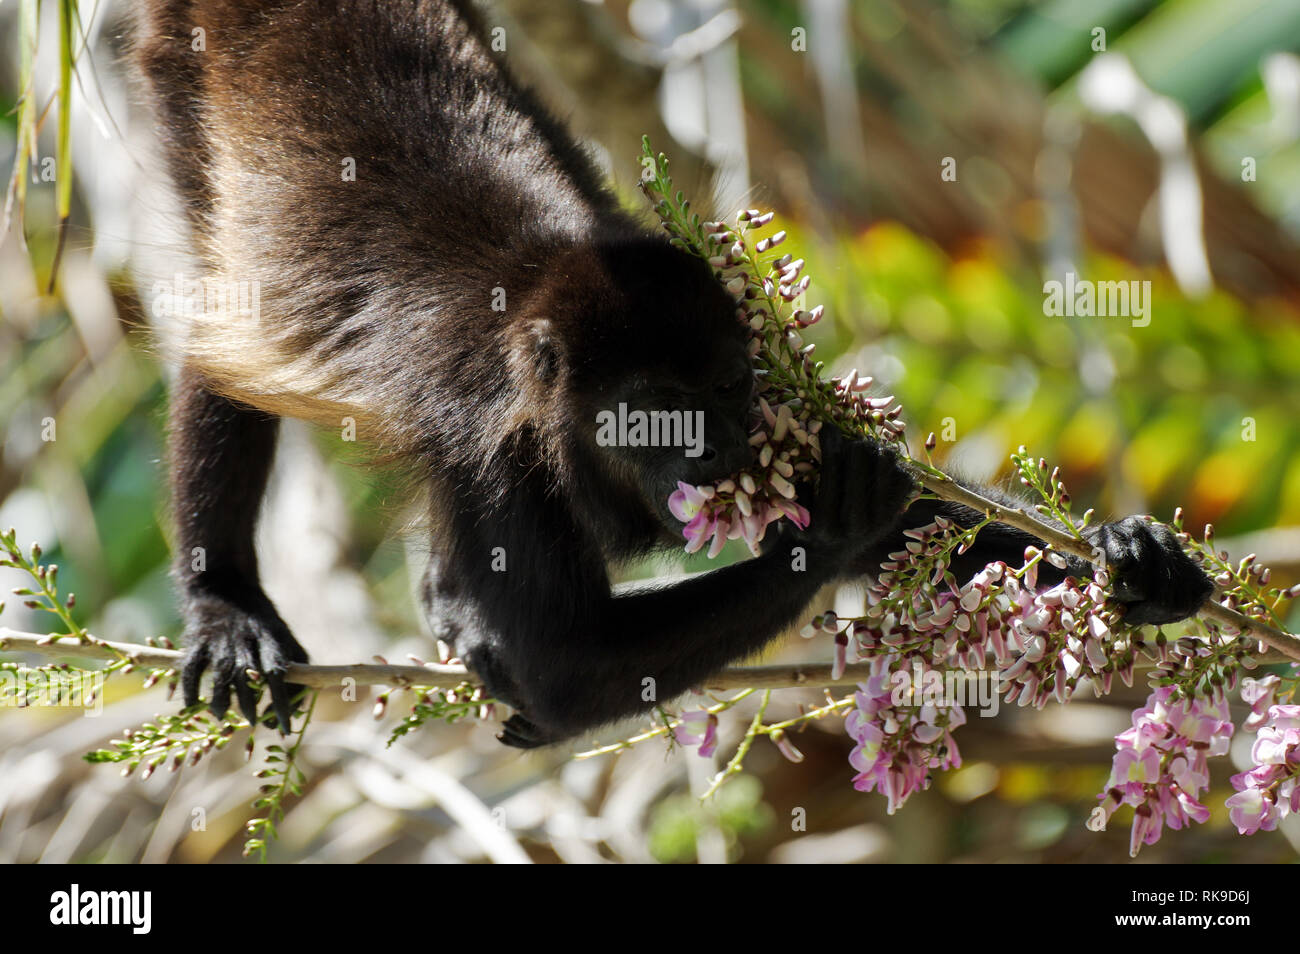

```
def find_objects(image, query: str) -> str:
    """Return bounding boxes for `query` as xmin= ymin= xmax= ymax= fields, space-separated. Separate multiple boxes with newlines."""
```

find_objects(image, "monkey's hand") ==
xmin=179 ymin=586 xmax=308 ymax=732
xmin=781 ymin=429 xmax=917 ymax=563
xmin=1072 ymin=515 xmax=1214 ymax=626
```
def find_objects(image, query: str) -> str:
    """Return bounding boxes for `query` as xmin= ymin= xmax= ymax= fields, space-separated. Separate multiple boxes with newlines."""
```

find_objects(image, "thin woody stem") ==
xmin=2 ymin=627 xmax=1290 ymax=693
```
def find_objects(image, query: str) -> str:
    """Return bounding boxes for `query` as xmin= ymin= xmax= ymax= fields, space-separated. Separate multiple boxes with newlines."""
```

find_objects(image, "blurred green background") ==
xmin=1 ymin=0 xmax=1299 ymax=863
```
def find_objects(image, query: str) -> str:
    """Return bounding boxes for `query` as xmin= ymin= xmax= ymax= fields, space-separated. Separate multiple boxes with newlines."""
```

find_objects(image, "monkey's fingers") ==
xmin=233 ymin=665 xmax=261 ymax=727
xmin=208 ymin=649 xmax=239 ymax=721
xmin=499 ymin=714 xmax=548 ymax=749
xmin=263 ymin=671 xmax=304 ymax=734
xmin=223 ymin=634 xmax=268 ymax=725
xmin=181 ymin=642 xmax=210 ymax=710
xmin=1092 ymin=516 xmax=1213 ymax=626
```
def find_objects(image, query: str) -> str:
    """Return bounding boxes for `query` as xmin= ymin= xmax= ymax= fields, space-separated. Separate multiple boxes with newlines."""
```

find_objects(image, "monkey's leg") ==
xmin=171 ymin=365 xmax=307 ymax=730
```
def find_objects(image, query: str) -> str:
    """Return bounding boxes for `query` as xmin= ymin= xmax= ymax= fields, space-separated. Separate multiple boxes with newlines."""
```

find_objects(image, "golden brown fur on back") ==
xmin=133 ymin=0 xmax=629 ymax=461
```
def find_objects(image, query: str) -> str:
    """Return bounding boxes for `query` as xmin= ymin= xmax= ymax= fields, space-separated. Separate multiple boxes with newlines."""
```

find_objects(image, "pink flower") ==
xmin=734 ymin=509 xmax=766 ymax=556
xmin=1240 ymin=675 xmax=1280 ymax=731
xmin=1228 ymin=703 xmax=1300 ymax=835
xmin=1166 ymin=786 xmax=1210 ymax=829
xmin=832 ymin=631 xmax=848 ymax=680
xmin=772 ymin=731 xmax=804 ymax=763
xmin=1225 ymin=785 xmax=1272 ymax=836
xmin=1109 ymin=747 xmax=1160 ymax=786
xmin=673 ymin=709 xmax=719 ymax=757
xmin=707 ymin=515 xmax=731 ymax=558
xmin=1130 ymin=805 xmax=1162 ymax=857
xmin=681 ymin=513 xmax=715 ymax=554
xmin=772 ymin=498 xmax=811 ymax=529
xmin=668 ymin=481 xmax=709 ymax=524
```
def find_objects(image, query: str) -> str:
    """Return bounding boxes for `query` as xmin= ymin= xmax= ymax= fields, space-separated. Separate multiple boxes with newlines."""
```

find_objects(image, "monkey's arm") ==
xmin=852 ymin=477 xmax=1214 ymax=627
xmin=172 ymin=366 xmax=307 ymax=730
xmin=431 ymin=435 xmax=913 ymax=748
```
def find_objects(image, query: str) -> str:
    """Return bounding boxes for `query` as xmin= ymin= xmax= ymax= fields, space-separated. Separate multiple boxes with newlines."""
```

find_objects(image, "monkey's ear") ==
xmin=518 ymin=318 xmax=563 ymax=385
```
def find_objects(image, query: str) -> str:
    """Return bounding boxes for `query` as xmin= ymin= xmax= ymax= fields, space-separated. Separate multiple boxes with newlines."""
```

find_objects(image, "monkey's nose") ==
xmin=692 ymin=442 xmax=753 ymax=483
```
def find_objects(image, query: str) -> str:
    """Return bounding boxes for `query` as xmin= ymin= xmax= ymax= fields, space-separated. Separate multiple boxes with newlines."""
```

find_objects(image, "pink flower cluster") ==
xmin=665 ymin=210 xmax=906 ymax=555
xmin=842 ymin=520 xmax=1234 ymax=822
xmin=1227 ymin=687 xmax=1300 ymax=836
xmin=1089 ymin=687 xmax=1232 ymax=856
xmin=845 ymin=657 xmax=965 ymax=814
xmin=854 ymin=523 xmax=1143 ymax=708
xmin=668 ymin=472 xmax=810 ymax=558
xmin=854 ymin=520 xmax=994 ymax=658
xmin=999 ymin=572 xmax=1144 ymax=707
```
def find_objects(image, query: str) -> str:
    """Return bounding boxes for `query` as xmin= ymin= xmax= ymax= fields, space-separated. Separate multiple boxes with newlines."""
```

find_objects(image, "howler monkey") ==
xmin=134 ymin=0 xmax=1213 ymax=747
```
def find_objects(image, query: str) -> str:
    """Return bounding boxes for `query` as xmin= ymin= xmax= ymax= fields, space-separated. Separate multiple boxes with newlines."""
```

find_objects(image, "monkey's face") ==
xmin=549 ymin=235 xmax=760 ymax=534
xmin=584 ymin=342 xmax=757 ymax=534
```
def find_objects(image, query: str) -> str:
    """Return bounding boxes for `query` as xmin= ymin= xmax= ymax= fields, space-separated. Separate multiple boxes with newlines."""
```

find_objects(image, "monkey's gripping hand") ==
xmin=180 ymin=586 xmax=308 ymax=732
xmin=849 ymin=466 xmax=1213 ymax=631
xmin=775 ymin=429 xmax=919 ymax=563
xmin=1070 ymin=515 xmax=1214 ymax=626
xmin=494 ymin=432 xmax=918 ymax=750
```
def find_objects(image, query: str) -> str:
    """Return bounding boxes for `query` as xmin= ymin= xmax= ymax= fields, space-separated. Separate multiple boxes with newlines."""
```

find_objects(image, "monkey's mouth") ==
xmin=649 ymin=474 xmax=696 ymax=539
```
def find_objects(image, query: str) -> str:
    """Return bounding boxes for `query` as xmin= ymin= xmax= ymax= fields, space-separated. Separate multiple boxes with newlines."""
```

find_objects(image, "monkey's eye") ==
xmin=718 ymin=373 xmax=751 ymax=397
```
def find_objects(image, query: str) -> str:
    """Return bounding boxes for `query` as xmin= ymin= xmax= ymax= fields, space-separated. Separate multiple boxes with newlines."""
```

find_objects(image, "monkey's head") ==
xmin=515 ymin=234 xmax=757 ymax=535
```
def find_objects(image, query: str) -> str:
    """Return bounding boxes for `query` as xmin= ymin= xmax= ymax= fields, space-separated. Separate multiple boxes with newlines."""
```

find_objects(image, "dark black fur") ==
xmin=135 ymin=0 xmax=1212 ymax=746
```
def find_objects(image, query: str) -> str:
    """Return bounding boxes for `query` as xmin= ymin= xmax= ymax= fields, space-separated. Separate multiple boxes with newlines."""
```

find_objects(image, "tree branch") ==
xmin=914 ymin=472 xmax=1300 ymax=663
xmin=1 ymin=626 xmax=1289 ymax=695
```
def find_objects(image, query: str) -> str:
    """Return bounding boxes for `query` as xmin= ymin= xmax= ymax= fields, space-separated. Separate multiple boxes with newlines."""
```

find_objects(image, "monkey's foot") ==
xmin=497 ymin=713 xmax=556 ymax=749
xmin=179 ymin=588 xmax=309 ymax=732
